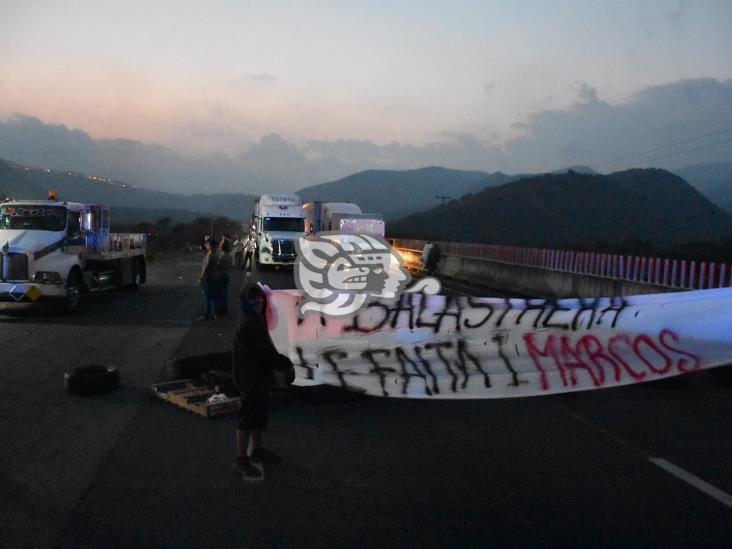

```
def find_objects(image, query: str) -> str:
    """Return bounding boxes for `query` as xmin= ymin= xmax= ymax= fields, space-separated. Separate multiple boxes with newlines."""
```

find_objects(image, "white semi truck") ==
xmin=0 ymin=197 xmax=147 ymax=312
xmin=303 ymin=201 xmax=385 ymax=237
xmin=253 ymin=193 xmax=306 ymax=267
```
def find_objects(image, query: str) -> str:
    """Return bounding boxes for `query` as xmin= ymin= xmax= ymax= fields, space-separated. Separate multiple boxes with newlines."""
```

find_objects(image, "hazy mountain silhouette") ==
xmin=0 ymin=160 xmax=46 ymax=199
xmin=390 ymin=169 xmax=732 ymax=247
xmin=296 ymin=166 xmax=597 ymax=219
xmin=2 ymin=157 xmax=605 ymax=226
xmin=0 ymin=158 xmax=256 ymax=224
xmin=673 ymin=162 xmax=732 ymax=213
xmin=297 ymin=167 xmax=514 ymax=219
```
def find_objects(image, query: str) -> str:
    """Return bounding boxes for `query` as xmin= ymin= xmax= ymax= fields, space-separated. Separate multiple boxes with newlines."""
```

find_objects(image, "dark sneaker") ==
xmin=250 ymin=448 xmax=282 ymax=465
xmin=232 ymin=460 xmax=263 ymax=481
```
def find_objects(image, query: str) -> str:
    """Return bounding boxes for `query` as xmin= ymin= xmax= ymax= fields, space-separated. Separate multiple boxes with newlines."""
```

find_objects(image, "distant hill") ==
xmin=296 ymin=167 xmax=513 ymax=219
xmin=0 ymin=159 xmax=257 ymax=223
xmin=296 ymin=166 xmax=598 ymax=220
xmin=673 ymin=163 xmax=732 ymax=213
xmin=110 ymin=207 xmax=216 ymax=227
xmin=389 ymin=169 xmax=732 ymax=248
xmin=0 ymin=160 xmax=46 ymax=199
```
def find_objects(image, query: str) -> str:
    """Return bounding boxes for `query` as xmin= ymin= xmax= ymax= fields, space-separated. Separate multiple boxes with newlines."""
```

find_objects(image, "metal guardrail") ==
xmin=391 ymin=238 xmax=731 ymax=291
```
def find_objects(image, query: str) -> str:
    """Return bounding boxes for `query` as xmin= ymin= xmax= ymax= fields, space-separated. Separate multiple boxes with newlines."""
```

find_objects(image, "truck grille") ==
xmin=272 ymin=239 xmax=296 ymax=261
xmin=2 ymin=252 xmax=29 ymax=281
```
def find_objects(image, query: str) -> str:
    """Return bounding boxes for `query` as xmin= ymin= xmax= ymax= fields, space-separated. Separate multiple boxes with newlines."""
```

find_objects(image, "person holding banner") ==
xmin=232 ymin=284 xmax=292 ymax=480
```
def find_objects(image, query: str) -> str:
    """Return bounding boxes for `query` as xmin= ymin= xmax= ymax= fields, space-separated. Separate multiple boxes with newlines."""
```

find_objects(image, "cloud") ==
xmin=503 ymin=78 xmax=732 ymax=173
xmin=665 ymin=0 xmax=690 ymax=27
xmin=577 ymin=83 xmax=599 ymax=104
xmin=2 ymin=79 xmax=732 ymax=194
xmin=246 ymin=73 xmax=275 ymax=82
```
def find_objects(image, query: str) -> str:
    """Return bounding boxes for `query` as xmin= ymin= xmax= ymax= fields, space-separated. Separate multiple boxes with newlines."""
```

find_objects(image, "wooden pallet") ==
xmin=150 ymin=379 xmax=241 ymax=418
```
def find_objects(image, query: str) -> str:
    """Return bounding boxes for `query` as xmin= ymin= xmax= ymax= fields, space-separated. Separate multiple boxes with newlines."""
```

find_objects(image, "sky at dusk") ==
xmin=1 ymin=1 xmax=732 ymax=192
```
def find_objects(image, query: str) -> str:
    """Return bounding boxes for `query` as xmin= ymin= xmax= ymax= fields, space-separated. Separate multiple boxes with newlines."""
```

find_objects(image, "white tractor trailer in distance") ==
xmin=252 ymin=193 xmax=307 ymax=267
xmin=304 ymin=201 xmax=386 ymax=237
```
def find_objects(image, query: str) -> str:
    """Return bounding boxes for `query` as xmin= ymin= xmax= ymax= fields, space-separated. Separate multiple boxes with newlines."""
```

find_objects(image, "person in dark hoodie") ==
xmin=232 ymin=283 xmax=293 ymax=480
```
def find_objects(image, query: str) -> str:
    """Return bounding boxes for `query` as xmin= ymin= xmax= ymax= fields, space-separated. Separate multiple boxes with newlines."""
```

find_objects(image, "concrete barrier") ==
xmin=392 ymin=238 xmax=729 ymax=293
xmin=401 ymin=249 xmax=678 ymax=298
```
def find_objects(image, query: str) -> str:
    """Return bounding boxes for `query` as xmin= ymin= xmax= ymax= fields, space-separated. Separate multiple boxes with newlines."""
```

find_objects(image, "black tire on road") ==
xmin=165 ymin=351 xmax=234 ymax=380
xmin=64 ymin=365 xmax=121 ymax=395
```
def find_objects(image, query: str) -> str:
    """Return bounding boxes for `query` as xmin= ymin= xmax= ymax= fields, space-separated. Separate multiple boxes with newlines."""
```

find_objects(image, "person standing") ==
xmin=200 ymin=232 xmax=211 ymax=253
xmin=197 ymin=239 xmax=220 ymax=321
xmin=232 ymin=284 xmax=292 ymax=480
xmin=217 ymin=235 xmax=233 ymax=316
xmin=421 ymin=241 xmax=434 ymax=272
xmin=242 ymin=234 xmax=256 ymax=275
xmin=233 ymin=235 xmax=244 ymax=269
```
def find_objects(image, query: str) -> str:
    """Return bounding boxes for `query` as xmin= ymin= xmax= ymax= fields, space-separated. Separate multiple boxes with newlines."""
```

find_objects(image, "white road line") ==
xmin=649 ymin=457 xmax=732 ymax=509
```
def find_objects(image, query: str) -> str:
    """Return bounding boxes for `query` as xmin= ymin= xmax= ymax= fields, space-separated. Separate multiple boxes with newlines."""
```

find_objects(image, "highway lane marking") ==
xmin=649 ymin=457 xmax=732 ymax=509
xmin=552 ymin=401 xmax=732 ymax=511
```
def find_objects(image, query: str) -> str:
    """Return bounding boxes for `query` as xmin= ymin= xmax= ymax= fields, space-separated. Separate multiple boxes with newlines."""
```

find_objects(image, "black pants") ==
xmin=238 ymin=392 xmax=269 ymax=431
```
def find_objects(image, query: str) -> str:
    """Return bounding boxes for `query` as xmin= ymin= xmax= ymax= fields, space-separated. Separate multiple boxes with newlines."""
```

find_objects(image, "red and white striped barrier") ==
xmin=392 ymin=238 xmax=731 ymax=291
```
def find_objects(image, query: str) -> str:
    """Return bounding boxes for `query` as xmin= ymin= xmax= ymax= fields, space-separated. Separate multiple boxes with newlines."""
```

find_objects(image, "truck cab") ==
xmin=0 ymin=198 xmax=146 ymax=311
xmin=253 ymin=193 xmax=306 ymax=266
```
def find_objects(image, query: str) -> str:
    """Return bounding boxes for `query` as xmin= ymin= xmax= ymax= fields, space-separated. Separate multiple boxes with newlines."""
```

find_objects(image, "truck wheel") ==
xmin=64 ymin=271 xmax=83 ymax=313
xmin=127 ymin=258 xmax=145 ymax=291
xmin=64 ymin=365 xmax=120 ymax=395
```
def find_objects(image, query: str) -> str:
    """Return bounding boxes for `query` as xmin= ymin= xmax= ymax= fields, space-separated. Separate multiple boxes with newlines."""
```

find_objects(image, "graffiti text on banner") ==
xmin=266 ymin=288 xmax=732 ymax=399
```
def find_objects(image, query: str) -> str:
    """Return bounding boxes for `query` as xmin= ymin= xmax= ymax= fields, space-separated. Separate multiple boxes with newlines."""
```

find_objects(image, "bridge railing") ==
xmin=391 ymin=238 xmax=731 ymax=291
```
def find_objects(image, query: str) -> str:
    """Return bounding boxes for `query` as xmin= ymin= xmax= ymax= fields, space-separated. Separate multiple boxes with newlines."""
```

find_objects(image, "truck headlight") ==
xmin=33 ymin=271 xmax=63 ymax=284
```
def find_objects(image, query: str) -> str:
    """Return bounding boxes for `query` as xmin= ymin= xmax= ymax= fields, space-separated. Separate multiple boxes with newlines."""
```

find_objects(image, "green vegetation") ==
xmin=113 ymin=217 xmax=244 ymax=257
xmin=389 ymin=169 xmax=732 ymax=262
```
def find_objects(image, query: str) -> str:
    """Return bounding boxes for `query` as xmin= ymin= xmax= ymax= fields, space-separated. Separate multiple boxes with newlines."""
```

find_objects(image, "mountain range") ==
xmin=3 ymin=156 xmax=732 ymax=249
xmin=0 ymin=159 xmax=257 ymax=225
xmin=0 ymin=159 xmax=597 ymax=224
xmin=672 ymin=163 xmax=732 ymax=213
xmin=389 ymin=169 xmax=732 ymax=248
xmin=296 ymin=165 xmax=597 ymax=219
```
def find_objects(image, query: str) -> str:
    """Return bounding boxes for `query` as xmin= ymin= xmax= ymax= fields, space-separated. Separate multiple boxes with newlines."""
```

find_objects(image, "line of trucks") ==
xmin=251 ymin=193 xmax=385 ymax=267
xmin=0 ymin=191 xmax=384 ymax=310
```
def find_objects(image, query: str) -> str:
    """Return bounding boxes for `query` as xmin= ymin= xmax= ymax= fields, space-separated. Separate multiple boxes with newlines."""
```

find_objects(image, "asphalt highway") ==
xmin=1 ymin=253 xmax=729 ymax=547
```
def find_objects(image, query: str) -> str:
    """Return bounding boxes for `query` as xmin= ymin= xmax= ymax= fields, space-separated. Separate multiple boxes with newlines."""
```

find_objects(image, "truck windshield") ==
xmin=0 ymin=205 xmax=67 ymax=231
xmin=263 ymin=217 xmax=304 ymax=232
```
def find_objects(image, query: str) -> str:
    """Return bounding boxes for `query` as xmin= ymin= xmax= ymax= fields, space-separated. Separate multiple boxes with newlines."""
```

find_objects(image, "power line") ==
xmin=624 ymin=135 xmax=732 ymax=167
xmin=589 ymin=126 xmax=732 ymax=169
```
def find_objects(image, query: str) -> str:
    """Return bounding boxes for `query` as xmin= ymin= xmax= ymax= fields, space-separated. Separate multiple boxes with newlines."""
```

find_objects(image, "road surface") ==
xmin=1 ymin=253 xmax=729 ymax=547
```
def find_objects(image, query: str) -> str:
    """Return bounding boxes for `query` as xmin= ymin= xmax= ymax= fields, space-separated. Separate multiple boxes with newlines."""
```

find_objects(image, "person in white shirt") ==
xmin=243 ymin=234 xmax=256 ymax=274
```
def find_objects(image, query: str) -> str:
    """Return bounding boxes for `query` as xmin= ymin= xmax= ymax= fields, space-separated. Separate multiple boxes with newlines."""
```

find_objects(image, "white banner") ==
xmin=266 ymin=288 xmax=732 ymax=398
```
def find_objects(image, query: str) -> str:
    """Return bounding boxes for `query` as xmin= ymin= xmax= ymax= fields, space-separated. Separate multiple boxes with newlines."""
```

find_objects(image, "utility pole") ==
xmin=436 ymin=195 xmax=451 ymax=207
